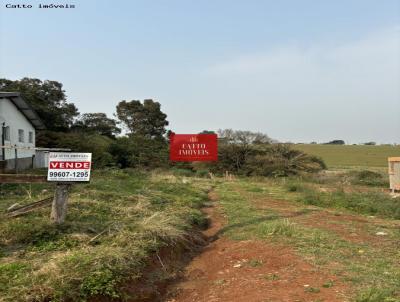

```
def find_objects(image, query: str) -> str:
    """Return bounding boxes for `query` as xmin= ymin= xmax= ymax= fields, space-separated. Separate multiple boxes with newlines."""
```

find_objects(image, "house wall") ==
xmin=389 ymin=161 xmax=400 ymax=191
xmin=0 ymin=98 xmax=36 ymax=160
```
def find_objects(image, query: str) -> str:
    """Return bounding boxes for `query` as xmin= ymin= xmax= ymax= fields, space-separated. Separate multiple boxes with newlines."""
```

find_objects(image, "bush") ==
xmin=210 ymin=143 xmax=326 ymax=177
xmin=37 ymin=131 xmax=115 ymax=168
xmin=348 ymin=170 xmax=388 ymax=187
xmin=195 ymin=169 xmax=210 ymax=178
xmin=109 ymin=136 xmax=168 ymax=169
xmin=284 ymin=180 xmax=308 ymax=192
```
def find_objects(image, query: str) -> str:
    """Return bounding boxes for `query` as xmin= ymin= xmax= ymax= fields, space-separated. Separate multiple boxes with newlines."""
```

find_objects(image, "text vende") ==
xmin=49 ymin=162 xmax=91 ymax=169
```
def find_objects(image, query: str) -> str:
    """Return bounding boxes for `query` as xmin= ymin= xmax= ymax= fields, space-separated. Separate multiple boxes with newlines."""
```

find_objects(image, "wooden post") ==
xmin=51 ymin=183 xmax=71 ymax=224
xmin=14 ymin=148 xmax=18 ymax=173
xmin=0 ymin=174 xmax=47 ymax=183
xmin=1 ymin=122 xmax=5 ymax=161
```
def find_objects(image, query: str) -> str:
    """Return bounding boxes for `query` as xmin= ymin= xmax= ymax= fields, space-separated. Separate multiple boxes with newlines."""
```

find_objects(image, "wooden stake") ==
xmin=51 ymin=183 xmax=71 ymax=224
xmin=7 ymin=197 xmax=52 ymax=218
xmin=0 ymin=174 xmax=47 ymax=183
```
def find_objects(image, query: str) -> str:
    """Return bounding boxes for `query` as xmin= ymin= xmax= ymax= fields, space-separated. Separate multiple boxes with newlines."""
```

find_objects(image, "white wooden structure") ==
xmin=0 ymin=92 xmax=45 ymax=170
xmin=388 ymin=157 xmax=400 ymax=192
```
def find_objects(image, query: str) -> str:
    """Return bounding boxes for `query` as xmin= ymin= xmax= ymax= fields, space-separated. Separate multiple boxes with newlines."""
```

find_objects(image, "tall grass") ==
xmin=283 ymin=178 xmax=400 ymax=219
xmin=299 ymin=188 xmax=400 ymax=219
xmin=0 ymin=169 xmax=210 ymax=301
xmin=218 ymin=180 xmax=400 ymax=301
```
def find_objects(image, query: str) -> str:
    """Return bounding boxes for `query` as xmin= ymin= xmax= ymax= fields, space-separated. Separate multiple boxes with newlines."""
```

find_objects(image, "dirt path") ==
xmin=164 ymin=191 xmax=349 ymax=302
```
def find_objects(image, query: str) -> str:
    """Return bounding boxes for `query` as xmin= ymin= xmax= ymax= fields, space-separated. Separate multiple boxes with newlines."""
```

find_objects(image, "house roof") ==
xmin=0 ymin=92 xmax=46 ymax=130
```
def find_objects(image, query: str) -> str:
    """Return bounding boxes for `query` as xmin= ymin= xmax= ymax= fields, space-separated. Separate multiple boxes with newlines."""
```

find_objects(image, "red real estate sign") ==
xmin=169 ymin=133 xmax=218 ymax=162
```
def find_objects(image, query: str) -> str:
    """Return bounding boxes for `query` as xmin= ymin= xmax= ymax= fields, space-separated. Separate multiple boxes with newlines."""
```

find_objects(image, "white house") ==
xmin=0 ymin=92 xmax=45 ymax=171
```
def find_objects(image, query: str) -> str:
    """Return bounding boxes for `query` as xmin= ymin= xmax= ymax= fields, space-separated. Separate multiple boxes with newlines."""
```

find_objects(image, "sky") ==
xmin=1 ymin=0 xmax=399 ymax=144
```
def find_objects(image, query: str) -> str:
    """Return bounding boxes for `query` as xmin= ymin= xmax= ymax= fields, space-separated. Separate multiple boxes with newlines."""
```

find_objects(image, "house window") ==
xmin=3 ymin=126 xmax=10 ymax=141
xmin=29 ymin=131 xmax=34 ymax=143
xmin=18 ymin=129 xmax=24 ymax=143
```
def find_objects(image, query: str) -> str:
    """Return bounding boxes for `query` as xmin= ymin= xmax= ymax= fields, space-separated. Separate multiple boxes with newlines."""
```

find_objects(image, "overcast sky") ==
xmin=1 ymin=0 xmax=399 ymax=143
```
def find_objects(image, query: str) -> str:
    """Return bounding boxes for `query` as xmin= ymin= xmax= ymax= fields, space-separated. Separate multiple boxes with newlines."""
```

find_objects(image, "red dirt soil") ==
xmin=165 ymin=192 xmax=350 ymax=302
xmin=252 ymin=194 xmax=399 ymax=246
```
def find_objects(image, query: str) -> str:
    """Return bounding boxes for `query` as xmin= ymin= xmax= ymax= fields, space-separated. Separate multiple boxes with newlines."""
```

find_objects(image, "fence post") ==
xmin=1 ymin=122 xmax=5 ymax=160
xmin=51 ymin=183 xmax=71 ymax=224
xmin=14 ymin=148 xmax=18 ymax=173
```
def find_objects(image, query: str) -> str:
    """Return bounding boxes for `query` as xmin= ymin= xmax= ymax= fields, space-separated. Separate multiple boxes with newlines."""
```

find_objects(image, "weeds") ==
xmin=300 ymin=189 xmax=400 ymax=219
xmin=216 ymin=179 xmax=400 ymax=301
xmin=282 ymin=178 xmax=400 ymax=219
xmin=355 ymin=288 xmax=399 ymax=302
xmin=0 ymin=169 xmax=210 ymax=301
xmin=259 ymin=219 xmax=298 ymax=237
xmin=348 ymin=170 xmax=389 ymax=187
xmin=248 ymin=259 xmax=263 ymax=267
xmin=263 ymin=273 xmax=279 ymax=281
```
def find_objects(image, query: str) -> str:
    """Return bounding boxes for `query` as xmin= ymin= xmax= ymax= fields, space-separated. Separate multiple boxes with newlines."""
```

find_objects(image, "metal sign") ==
xmin=47 ymin=152 xmax=92 ymax=182
xmin=169 ymin=133 xmax=218 ymax=162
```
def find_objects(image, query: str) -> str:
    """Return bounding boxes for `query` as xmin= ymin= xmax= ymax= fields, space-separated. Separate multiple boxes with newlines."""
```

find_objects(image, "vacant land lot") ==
xmin=0 ymin=170 xmax=211 ymax=301
xmin=167 ymin=174 xmax=400 ymax=302
xmin=294 ymin=144 xmax=400 ymax=168
xmin=1 ymin=168 xmax=399 ymax=301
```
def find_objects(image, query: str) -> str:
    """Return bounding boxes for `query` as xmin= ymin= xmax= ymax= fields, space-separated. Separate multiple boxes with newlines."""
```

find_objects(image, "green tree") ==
xmin=200 ymin=129 xmax=325 ymax=176
xmin=217 ymin=129 xmax=272 ymax=145
xmin=199 ymin=130 xmax=216 ymax=134
xmin=116 ymin=99 xmax=168 ymax=139
xmin=325 ymin=140 xmax=345 ymax=145
xmin=109 ymin=135 xmax=168 ymax=168
xmin=37 ymin=131 xmax=114 ymax=168
xmin=72 ymin=113 xmax=121 ymax=138
xmin=0 ymin=78 xmax=79 ymax=131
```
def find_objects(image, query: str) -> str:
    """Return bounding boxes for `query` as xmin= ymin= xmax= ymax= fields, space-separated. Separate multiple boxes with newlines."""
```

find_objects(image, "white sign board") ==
xmin=47 ymin=152 xmax=92 ymax=182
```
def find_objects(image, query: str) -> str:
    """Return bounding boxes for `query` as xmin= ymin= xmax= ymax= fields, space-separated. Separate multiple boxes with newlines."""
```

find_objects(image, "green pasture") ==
xmin=294 ymin=144 xmax=400 ymax=169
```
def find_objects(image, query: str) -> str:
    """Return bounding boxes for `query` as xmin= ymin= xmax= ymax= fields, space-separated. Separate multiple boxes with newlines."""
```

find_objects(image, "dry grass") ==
xmin=0 ymin=169 xmax=211 ymax=301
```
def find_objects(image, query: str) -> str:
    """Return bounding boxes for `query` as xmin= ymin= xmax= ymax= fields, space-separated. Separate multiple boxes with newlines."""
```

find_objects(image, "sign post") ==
xmin=47 ymin=152 xmax=92 ymax=224
xmin=50 ymin=183 xmax=71 ymax=224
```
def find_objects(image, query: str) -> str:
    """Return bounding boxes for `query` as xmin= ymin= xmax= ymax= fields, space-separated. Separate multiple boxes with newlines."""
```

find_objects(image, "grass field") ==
xmin=0 ymin=169 xmax=210 ymax=302
xmin=1 ymin=166 xmax=399 ymax=301
xmin=216 ymin=177 xmax=400 ymax=301
xmin=294 ymin=144 xmax=400 ymax=169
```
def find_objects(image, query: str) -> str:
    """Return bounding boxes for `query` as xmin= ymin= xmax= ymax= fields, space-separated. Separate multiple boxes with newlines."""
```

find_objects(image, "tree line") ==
xmin=0 ymin=77 xmax=326 ymax=175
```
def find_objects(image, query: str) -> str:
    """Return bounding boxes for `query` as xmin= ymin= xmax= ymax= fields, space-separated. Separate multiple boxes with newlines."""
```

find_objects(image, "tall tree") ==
xmin=0 ymin=78 xmax=79 ymax=131
xmin=217 ymin=129 xmax=272 ymax=145
xmin=116 ymin=99 xmax=168 ymax=139
xmin=72 ymin=113 xmax=121 ymax=138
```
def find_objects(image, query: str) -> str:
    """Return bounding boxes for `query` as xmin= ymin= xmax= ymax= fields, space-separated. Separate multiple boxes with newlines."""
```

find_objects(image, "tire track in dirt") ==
xmin=164 ymin=189 xmax=349 ymax=302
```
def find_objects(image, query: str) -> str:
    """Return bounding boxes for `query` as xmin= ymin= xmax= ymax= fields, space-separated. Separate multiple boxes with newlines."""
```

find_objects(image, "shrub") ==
xmin=284 ymin=180 xmax=308 ymax=192
xmin=37 ymin=131 xmax=115 ymax=168
xmin=109 ymin=136 xmax=168 ymax=169
xmin=348 ymin=170 xmax=388 ymax=187
xmin=208 ymin=143 xmax=326 ymax=177
xmin=195 ymin=169 xmax=210 ymax=178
